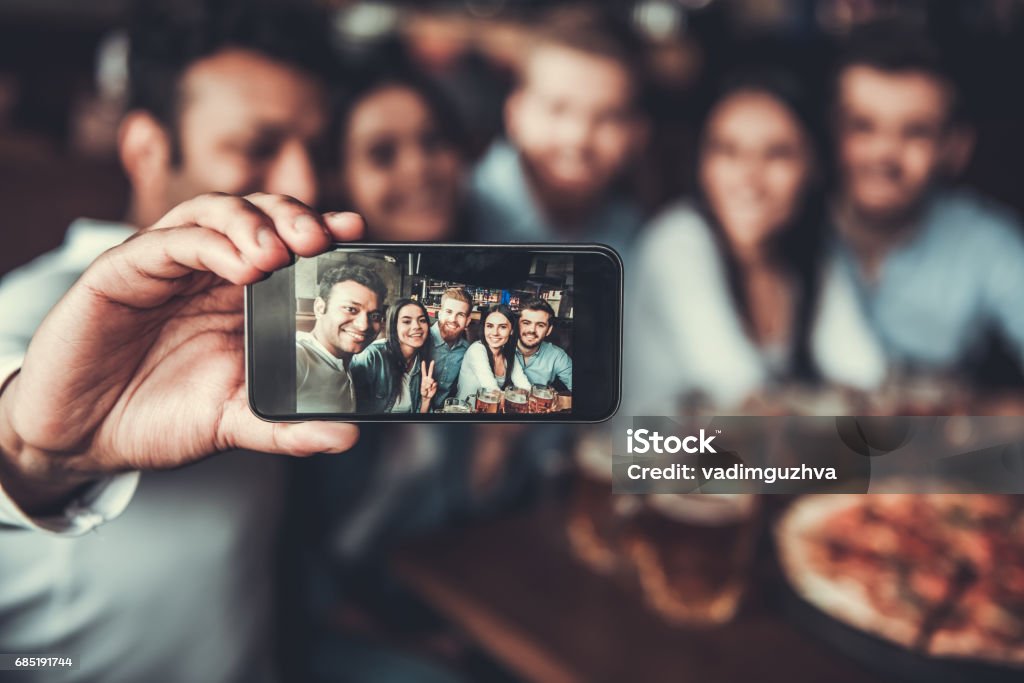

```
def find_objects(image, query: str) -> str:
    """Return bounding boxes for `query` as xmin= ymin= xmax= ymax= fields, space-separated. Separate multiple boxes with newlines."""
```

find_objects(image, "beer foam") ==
xmin=645 ymin=493 xmax=755 ymax=524
xmin=576 ymin=433 xmax=614 ymax=480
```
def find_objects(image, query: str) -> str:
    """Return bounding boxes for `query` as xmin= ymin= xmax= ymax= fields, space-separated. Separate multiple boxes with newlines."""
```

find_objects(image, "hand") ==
xmin=419 ymin=360 xmax=437 ymax=412
xmin=0 ymin=193 xmax=364 ymax=514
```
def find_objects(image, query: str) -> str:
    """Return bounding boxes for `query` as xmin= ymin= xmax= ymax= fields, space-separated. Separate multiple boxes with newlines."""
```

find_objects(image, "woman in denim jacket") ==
xmin=351 ymin=298 xmax=437 ymax=413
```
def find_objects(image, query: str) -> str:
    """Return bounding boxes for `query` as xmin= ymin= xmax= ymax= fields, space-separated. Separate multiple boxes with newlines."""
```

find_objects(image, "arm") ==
xmin=463 ymin=343 xmax=502 ymax=392
xmin=0 ymin=194 xmax=364 ymax=517
xmin=552 ymin=346 xmax=573 ymax=391
xmin=981 ymin=222 xmax=1024 ymax=370
xmin=629 ymin=206 xmax=766 ymax=410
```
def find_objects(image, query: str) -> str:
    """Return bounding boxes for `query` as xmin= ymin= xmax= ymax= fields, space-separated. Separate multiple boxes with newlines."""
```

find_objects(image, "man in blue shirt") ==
xmin=832 ymin=20 xmax=1024 ymax=375
xmin=516 ymin=297 xmax=573 ymax=392
xmin=469 ymin=10 xmax=649 ymax=258
xmin=428 ymin=287 xmax=472 ymax=410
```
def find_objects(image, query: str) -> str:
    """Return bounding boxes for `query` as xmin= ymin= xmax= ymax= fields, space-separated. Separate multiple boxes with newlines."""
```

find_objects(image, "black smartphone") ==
xmin=246 ymin=243 xmax=621 ymax=422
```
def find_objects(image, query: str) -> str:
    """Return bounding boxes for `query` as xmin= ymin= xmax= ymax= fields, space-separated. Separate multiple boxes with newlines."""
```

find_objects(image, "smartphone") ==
xmin=247 ymin=243 xmax=622 ymax=422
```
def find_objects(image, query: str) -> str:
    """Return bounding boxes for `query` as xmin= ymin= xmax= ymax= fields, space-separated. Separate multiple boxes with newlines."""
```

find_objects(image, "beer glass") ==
xmin=503 ymin=387 xmax=529 ymax=414
xmin=622 ymin=493 xmax=759 ymax=627
xmin=567 ymin=427 xmax=639 ymax=576
xmin=529 ymin=384 xmax=556 ymax=413
xmin=441 ymin=398 xmax=471 ymax=414
xmin=474 ymin=388 xmax=500 ymax=413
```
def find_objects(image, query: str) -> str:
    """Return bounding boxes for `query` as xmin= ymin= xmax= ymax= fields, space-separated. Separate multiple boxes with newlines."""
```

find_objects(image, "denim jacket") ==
xmin=350 ymin=339 xmax=424 ymax=414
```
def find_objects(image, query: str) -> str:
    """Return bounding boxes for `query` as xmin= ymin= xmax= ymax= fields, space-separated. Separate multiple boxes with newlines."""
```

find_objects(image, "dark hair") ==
xmin=695 ymin=67 xmax=827 ymax=380
xmin=127 ymin=0 xmax=337 ymax=163
xmin=480 ymin=304 xmax=519 ymax=390
xmin=383 ymin=298 xmax=432 ymax=398
xmin=318 ymin=264 xmax=388 ymax=309
xmin=835 ymin=18 xmax=963 ymax=124
xmin=519 ymin=297 xmax=556 ymax=323
xmin=330 ymin=50 xmax=473 ymax=239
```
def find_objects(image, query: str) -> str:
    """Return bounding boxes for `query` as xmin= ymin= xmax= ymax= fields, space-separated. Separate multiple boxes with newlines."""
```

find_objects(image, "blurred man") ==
xmin=832 ymin=20 xmax=1024 ymax=373
xmin=0 ymin=2 xmax=343 ymax=681
xmin=470 ymin=9 xmax=649 ymax=255
xmin=428 ymin=287 xmax=473 ymax=410
xmin=297 ymin=265 xmax=387 ymax=413
xmin=517 ymin=298 xmax=573 ymax=391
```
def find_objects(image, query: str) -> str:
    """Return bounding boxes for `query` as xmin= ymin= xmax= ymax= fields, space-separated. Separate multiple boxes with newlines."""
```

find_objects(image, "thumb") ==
xmin=221 ymin=403 xmax=359 ymax=455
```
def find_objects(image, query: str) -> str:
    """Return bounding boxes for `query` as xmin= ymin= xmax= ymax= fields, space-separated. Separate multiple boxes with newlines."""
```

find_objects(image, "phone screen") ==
xmin=247 ymin=244 xmax=621 ymax=422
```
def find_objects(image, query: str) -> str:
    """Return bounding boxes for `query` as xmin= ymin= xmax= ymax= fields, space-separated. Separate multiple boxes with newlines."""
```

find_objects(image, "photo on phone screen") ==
xmin=247 ymin=244 xmax=622 ymax=422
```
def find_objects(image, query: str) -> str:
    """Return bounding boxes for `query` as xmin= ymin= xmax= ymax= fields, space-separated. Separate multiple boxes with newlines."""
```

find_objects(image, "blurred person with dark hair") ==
xmin=331 ymin=57 xmax=472 ymax=243
xmin=0 ymin=1 xmax=356 ymax=681
xmin=296 ymin=264 xmax=387 ymax=413
xmin=470 ymin=8 xmax=649 ymax=255
xmin=456 ymin=304 xmax=529 ymax=402
xmin=516 ymin=297 xmax=573 ymax=391
xmin=630 ymin=69 xmax=886 ymax=410
xmin=832 ymin=19 xmax=1024 ymax=376
xmin=351 ymin=298 xmax=438 ymax=414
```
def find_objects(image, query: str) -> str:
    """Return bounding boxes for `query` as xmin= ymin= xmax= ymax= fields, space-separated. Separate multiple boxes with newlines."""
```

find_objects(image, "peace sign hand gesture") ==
xmin=419 ymin=360 xmax=437 ymax=412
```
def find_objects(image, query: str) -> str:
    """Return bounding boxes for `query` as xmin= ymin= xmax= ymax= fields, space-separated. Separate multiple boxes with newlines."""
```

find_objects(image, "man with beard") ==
xmin=427 ymin=287 xmax=473 ymax=410
xmin=832 ymin=21 xmax=1024 ymax=373
xmin=297 ymin=265 xmax=387 ymax=413
xmin=470 ymin=9 xmax=649 ymax=257
xmin=516 ymin=297 xmax=572 ymax=392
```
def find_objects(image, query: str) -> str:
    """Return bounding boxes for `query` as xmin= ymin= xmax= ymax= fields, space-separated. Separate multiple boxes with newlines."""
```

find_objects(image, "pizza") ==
xmin=775 ymin=493 xmax=1024 ymax=667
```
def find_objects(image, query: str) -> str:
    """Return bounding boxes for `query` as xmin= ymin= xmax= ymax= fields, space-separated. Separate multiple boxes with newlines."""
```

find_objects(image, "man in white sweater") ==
xmin=0 ymin=2 xmax=358 ymax=681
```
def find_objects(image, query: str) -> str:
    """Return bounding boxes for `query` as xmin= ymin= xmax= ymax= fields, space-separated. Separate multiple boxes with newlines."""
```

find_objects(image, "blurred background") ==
xmin=3 ymin=1 xmax=1024 ymax=682
xmin=5 ymin=0 xmax=1024 ymax=273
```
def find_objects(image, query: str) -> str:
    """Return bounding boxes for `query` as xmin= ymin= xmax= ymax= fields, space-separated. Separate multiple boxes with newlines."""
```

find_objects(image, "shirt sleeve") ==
xmin=980 ymin=220 xmax=1024 ymax=369
xmin=0 ymin=356 xmax=140 ymax=535
xmin=553 ymin=347 xmax=573 ymax=391
xmin=464 ymin=343 xmax=501 ymax=392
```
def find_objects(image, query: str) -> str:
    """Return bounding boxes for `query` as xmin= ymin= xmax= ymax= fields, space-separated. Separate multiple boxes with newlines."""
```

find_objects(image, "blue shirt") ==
xmin=469 ymin=139 xmax=643 ymax=258
xmin=429 ymin=322 xmax=469 ymax=410
xmin=838 ymin=189 xmax=1024 ymax=371
xmin=516 ymin=341 xmax=573 ymax=391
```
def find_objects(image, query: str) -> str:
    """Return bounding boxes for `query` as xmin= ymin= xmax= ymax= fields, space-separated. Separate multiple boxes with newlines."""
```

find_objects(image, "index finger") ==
xmin=428 ymin=360 xmax=435 ymax=378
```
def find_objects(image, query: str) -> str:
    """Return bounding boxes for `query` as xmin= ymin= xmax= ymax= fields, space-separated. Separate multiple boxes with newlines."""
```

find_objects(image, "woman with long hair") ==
xmin=629 ymin=68 xmax=886 ymax=411
xmin=456 ymin=304 xmax=530 ymax=403
xmin=330 ymin=55 xmax=472 ymax=242
xmin=351 ymin=298 xmax=436 ymax=413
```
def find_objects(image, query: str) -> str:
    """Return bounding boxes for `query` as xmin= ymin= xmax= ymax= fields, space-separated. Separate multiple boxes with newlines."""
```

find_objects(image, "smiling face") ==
xmin=507 ymin=45 xmax=643 ymax=209
xmin=437 ymin=296 xmax=471 ymax=343
xmin=165 ymin=49 xmax=327 ymax=209
xmin=700 ymin=90 xmax=813 ymax=256
xmin=313 ymin=280 xmax=383 ymax=358
xmin=340 ymin=85 xmax=462 ymax=241
xmin=396 ymin=303 xmax=430 ymax=354
xmin=518 ymin=308 xmax=553 ymax=351
xmin=836 ymin=66 xmax=956 ymax=225
xmin=483 ymin=311 xmax=513 ymax=352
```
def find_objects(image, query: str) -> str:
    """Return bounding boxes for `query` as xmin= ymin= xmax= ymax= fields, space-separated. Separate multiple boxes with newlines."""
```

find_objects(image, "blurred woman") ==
xmin=351 ymin=298 xmax=437 ymax=413
xmin=332 ymin=60 xmax=470 ymax=242
xmin=629 ymin=69 xmax=885 ymax=411
xmin=457 ymin=304 xmax=530 ymax=403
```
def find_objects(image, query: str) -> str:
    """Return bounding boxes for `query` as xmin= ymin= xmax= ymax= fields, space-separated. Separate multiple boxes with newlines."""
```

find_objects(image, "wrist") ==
xmin=0 ymin=373 xmax=92 ymax=515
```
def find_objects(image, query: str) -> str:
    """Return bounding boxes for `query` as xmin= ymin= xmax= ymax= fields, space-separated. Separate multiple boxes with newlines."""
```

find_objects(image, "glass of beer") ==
xmin=474 ymin=388 xmax=500 ymax=413
xmin=503 ymin=387 xmax=529 ymax=414
xmin=441 ymin=398 xmax=471 ymax=414
xmin=622 ymin=493 xmax=759 ymax=627
xmin=529 ymin=384 xmax=556 ymax=413
xmin=567 ymin=427 xmax=640 ymax=576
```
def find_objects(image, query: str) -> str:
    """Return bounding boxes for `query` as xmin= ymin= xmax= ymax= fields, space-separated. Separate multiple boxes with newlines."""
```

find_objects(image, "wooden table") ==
xmin=393 ymin=498 xmax=882 ymax=683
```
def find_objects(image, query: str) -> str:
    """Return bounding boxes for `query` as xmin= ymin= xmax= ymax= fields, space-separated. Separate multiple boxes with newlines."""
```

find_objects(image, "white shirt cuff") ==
xmin=0 ymin=356 xmax=141 ymax=535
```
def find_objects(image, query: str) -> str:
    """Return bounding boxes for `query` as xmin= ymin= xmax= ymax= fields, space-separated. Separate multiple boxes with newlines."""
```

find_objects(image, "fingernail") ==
xmin=256 ymin=225 xmax=276 ymax=248
xmin=294 ymin=214 xmax=324 ymax=235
